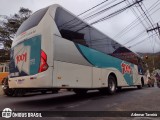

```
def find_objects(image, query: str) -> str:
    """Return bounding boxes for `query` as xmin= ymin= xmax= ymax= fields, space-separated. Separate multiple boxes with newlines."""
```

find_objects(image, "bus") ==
xmin=0 ymin=63 xmax=9 ymax=84
xmin=8 ymin=4 xmax=145 ymax=96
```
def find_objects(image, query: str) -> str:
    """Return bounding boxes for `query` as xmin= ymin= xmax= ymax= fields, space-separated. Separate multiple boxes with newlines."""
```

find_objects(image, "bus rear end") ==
xmin=8 ymin=7 xmax=54 ymax=89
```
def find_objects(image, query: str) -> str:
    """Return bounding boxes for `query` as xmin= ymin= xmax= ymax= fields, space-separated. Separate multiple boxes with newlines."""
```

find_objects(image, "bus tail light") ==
xmin=39 ymin=50 xmax=48 ymax=73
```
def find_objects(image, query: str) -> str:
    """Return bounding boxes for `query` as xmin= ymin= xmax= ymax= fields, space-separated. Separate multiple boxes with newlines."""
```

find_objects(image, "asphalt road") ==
xmin=0 ymin=86 xmax=160 ymax=120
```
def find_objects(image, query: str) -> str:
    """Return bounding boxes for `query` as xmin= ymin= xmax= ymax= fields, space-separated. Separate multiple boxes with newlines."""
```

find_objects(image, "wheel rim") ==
xmin=109 ymin=79 xmax=115 ymax=91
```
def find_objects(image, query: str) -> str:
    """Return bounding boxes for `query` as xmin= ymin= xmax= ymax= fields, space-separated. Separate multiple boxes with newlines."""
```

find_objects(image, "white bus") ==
xmin=8 ymin=4 xmax=145 ymax=96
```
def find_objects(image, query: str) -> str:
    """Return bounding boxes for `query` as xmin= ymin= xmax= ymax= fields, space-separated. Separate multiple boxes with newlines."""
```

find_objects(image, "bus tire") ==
xmin=137 ymin=85 xmax=142 ymax=89
xmin=3 ymin=88 xmax=15 ymax=97
xmin=99 ymin=88 xmax=107 ymax=94
xmin=2 ymin=77 xmax=15 ymax=97
xmin=117 ymin=87 xmax=122 ymax=91
xmin=51 ymin=89 xmax=59 ymax=94
xmin=41 ymin=90 xmax=47 ymax=94
xmin=73 ymin=89 xmax=87 ymax=95
xmin=13 ymin=89 xmax=25 ymax=97
xmin=137 ymin=78 xmax=143 ymax=89
xmin=107 ymin=75 xmax=117 ymax=95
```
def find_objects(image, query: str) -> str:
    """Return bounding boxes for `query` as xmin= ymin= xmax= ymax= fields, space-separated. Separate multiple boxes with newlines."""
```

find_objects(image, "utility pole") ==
xmin=157 ymin=23 xmax=160 ymax=37
xmin=146 ymin=23 xmax=160 ymax=71
xmin=147 ymin=23 xmax=160 ymax=38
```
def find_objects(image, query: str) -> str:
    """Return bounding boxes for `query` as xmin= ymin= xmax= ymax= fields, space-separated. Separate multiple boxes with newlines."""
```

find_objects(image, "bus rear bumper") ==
xmin=8 ymin=74 xmax=52 ymax=88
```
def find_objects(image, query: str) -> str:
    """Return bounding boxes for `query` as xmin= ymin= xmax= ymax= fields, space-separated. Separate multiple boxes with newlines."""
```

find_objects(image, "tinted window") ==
xmin=112 ymin=47 xmax=139 ymax=64
xmin=55 ymin=7 xmax=120 ymax=54
xmin=54 ymin=7 xmax=139 ymax=64
xmin=16 ymin=7 xmax=48 ymax=36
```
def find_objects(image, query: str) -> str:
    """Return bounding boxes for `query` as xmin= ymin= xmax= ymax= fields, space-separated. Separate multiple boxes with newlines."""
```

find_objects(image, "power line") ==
xmin=59 ymin=0 xmax=109 ymax=28
xmin=142 ymin=2 xmax=155 ymax=24
xmin=78 ymin=0 xmax=109 ymax=16
xmin=81 ymin=0 xmax=117 ymax=19
xmin=74 ymin=0 xmax=143 ymax=32
xmin=83 ymin=0 xmax=126 ymax=21
xmin=137 ymin=1 xmax=160 ymax=54
xmin=128 ymin=0 xmax=148 ymax=30
xmin=90 ymin=0 xmax=143 ymax=25
xmin=129 ymin=0 xmax=155 ymax=50
xmin=123 ymin=21 xmax=160 ymax=47
xmin=114 ymin=5 xmax=160 ymax=40
xmin=134 ymin=1 xmax=151 ymax=28
xmin=62 ymin=0 xmax=119 ymax=29
xmin=123 ymin=30 xmax=146 ymax=45
xmin=61 ymin=0 xmax=126 ymax=30
xmin=137 ymin=1 xmax=159 ymax=37
xmin=128 ymin=32 xmax=157 ymax=48
xmin=114 ymin=0 xmax=160 ymax=39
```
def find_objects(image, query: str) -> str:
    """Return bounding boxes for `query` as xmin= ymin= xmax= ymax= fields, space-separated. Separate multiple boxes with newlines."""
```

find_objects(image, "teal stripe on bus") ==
xmin=24 ymin=35 xmax=41 ymax=75
xmin=75 ymin=44 xmax=134 ymax=85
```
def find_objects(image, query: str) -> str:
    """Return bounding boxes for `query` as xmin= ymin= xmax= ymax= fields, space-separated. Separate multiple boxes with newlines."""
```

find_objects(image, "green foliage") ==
xmin=0 ymin=7 xmax=32 ymax=40
xmin=143 ymin=54 xmax=160 ymax=73
xmin=0 ymin=7 xmax=32 ymax=62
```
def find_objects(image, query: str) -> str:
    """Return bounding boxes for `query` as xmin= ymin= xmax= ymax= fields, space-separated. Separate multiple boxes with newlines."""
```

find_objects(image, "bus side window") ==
xmin=60 ymin=29 xmax=88 ymax=47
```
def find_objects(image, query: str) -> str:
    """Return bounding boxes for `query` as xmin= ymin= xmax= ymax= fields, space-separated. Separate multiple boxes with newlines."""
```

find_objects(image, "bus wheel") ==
xmin=117 ymin=87 xmax=122 ymax=91
xmin=51 ymin=89 xmax=59 ymax=94
xmin=41 ymin=90 xmax=47 ymax=94
xmin=137 ymin=85 xmax=142 ymax=89
xmin=137 ymin=79 xmax=143 ymax=89
xmin=107 ymin=76 xmax=117 ymax=95
xmin=13 ymin=89 xmax=25 ymax=97
xmin=2 ymin=77 xmax=15 ymax=97
xmin=3 ymin=88 xmax=15 ymax=97
xmin=73 ymin=89 xmax=87 ymax=95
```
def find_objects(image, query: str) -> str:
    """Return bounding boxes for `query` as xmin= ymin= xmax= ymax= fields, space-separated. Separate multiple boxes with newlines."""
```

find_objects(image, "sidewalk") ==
xmin=0 ymin=85 xmax=4 ymax=96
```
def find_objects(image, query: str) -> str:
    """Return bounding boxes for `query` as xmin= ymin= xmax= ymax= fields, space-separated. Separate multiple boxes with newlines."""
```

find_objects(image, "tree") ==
xmin=0 ymin=7 xmax=32 ymax=62
xmin=0 ymin=7 xmax=32 ymax=41
xmin=142 ymin=53 xmax=160 ymax=73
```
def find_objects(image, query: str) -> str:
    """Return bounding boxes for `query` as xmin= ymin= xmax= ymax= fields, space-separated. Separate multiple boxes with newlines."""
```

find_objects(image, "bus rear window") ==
xmin=16 ymin=7 xmax=48 ymax=36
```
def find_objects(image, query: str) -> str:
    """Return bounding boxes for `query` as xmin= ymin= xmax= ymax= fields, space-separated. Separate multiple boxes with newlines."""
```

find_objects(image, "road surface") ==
xmin=0 ymin=86 xmax=160 ymax=120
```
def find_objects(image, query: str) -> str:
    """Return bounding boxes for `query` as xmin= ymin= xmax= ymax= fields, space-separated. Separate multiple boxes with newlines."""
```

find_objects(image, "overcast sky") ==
xmin=0 ymin=0 xmax=160 ymax=53
xmin=0 ymin=42 xmax=4 ymax=49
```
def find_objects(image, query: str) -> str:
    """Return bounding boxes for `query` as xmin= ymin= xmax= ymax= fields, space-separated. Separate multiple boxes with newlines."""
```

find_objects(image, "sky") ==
xmin=0 ymin=0 xmax=160 ymax=53
xmin=0 ymin=42 xmax=4 ymax=49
